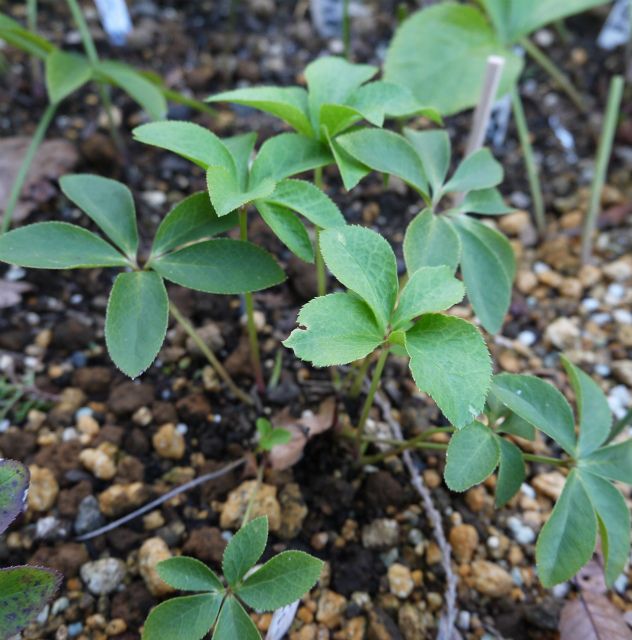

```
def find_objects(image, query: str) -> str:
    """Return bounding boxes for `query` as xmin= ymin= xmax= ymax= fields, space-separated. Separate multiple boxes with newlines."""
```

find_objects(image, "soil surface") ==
xmin=1 ymin=2 xmax=631 ymax=639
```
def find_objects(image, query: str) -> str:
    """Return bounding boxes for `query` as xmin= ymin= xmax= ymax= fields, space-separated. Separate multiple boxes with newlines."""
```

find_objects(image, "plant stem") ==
xmin=239 ymin=209 xmax=265 ymax=393
xmin=521 ymin=37 xmax=585 ymax=112
xmin=1 ymin=102 xmax=57 ymax=234
xmin=313 ymin=167 xmax=327 ymax=297
xmin=356 ymin=348 xmax=389 ymax=454
xmin=581 ymin=75 xmax=624 ymax=265
xmin=342 ymin=0 xmax=351 ymax=60
xmin=242 ymin=462 xmax=264 ymax=527
xmin=27 ymin=0 xmax=42 ymax=89
xmin=511 ymin=87 xmax=546 ymax=236
xmin=521 ymin=452 xmax=570 ymax=467
xmin=169 ymin=300 xmax=254 ymax=406
xmin=349 ymin=355 xmax=372 ymax=398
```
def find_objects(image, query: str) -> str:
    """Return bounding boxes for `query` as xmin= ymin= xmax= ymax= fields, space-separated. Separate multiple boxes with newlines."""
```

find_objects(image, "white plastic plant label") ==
xmin=94 ymin=0 xmax=132 ymax=46
xmin=487 ymin=94 xmax=512 ymax=149
xmin=265 ymin=600 xmax=300 ymax=640
xmin=598 ymin=0 xmax=630 ymax=50
xmin=309 ymin=0 xmax=344 ymax=38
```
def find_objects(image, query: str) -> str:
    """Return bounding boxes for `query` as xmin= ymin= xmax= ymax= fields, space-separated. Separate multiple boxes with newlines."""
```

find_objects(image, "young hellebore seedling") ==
xmin=0 ymin=459 xmax=61 ymax=636
xmin=333 ymin=126 xmax=516 ymax=333
xmin=0 ymin=174 xmax=285 ymax=403
xmin=142 ymin=516 xmax=323 ymax=640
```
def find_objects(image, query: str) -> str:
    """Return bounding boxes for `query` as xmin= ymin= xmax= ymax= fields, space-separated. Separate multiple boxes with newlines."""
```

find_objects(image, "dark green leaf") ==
xmin=495 ymin=437 xmax=525 ymax=507
xmin=206 ymin=165 xmax=275 ymax=216
xmin=579 ymin=440 xmax=632 ymax=485
xmin=223 ymin=516 xmax=268 ymax=586
xmin=403 ymin=209 xmax=461 ymax=273
xmin=0 ymin=459 xmax=28 ymax=535
xmin=256 ymin=201 xmax=314 ymax=262
xmin=45 ymin=50 xmax=92 ymax=104
xmin=327 ymin=131 xmax=371 ymax=191
xmin=212 ymin=596 xmax=260 ymax=640
xmin=157 ymin=557 xmax=224 ymax=592
xmin=498 ymin=411 xmax=536 ymax=441
xmin=223 ymin=132 xmax=258 ymax=191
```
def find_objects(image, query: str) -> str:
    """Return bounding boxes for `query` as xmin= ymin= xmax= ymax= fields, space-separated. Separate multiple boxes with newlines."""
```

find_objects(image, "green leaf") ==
xmin=392 ymin=265 xmax=465 ymax=329
xmin=403 ymin=209 xmax=461 ymax=273
xmin=208 ymin=86 xmax=313 ymax=137
xmin=0 ymin=566 xmax=60 ymax=638
xmin=223 ymin=132 xmax=258 ymax=191
xmin=406 ymin=314 xmax=491 ymax=428
xmin=260 ymin=429 xmax=292 ymax=451
xmin=96 ymin=60 xmax=167 ymax=120
xmin=151 ymin=238 xmax=285 ymax=294
xmin=263 ymin=179 xmax=344 ymax=229
xmin=579 ymin=440 xmax=632 ymax=485
xmin=404 ymin=129 xmax=451 ymax=197
xmin=212 ymin=596 xmax=260 ymax=640
xmin=443 ymin=148 xmax=503 ymax=195
xmin=133 ymin=121 xmax=235 ymax=171
xmin=498 ymin=411 xmax=536 ymax=441
xmin=256 ymin=201 xmax=314 ymax=262
xmin=336 ymin=129 xmax=428 ymax=196
xmin=495 ymin=437 xmax=525 ymax=507
xmin=491 ymin=374 xmax=576 ymax=455
xmin=320 ymin=225 xmax=398 ymax=330
xmin=536 ymin=470 xmax=596 ymax=587
xmin=157 ymin=557 xmax=224 ymax=592
xmin=60 ymin=174 xmax=138 ymax=258
xmin=444 ymin=421 xmax=499 ymax=491
xmin=45 ymin=50 xmax=92 ymax=104
xmin=0 ymin=13 xmax=54 ymax=59
xmin=236 ymin=551 xmax=323 ymax=611
xmin=578 ymin=470 xmax=631 ymax=587
xmin=0 ymin=460 xmax=28 ymax=535
xmin=142 ymin=593 xmax=223 ymax=640
xmin=151 ymin=192 xmax=238 ymax=257
xmin=249 ymin=133 xmax=332 ymax=185
xmin=326 ymin=130 xmax=371 ymax=191
xmin=206 ymin=165 xmax=275 ymax=216
xmin=458 ymin=188 xmax=514 ymax=215
xmin=348 ymin=81 xmax=435 ymax=124
xmin=105 ymin=271 xmax=168 ymax=378
xmin=384 ymin=2 xmax=523 ymax=116
xmin=283 ymin=293 xmax=384 ymax=367
xmin=0 ymin=222 xmax=128 ymax=269
xmin=479 ymin=0 xmax=611 ymax=44
xmin=223 ymin=516 xmax=268 ymax=586
xmin=319 ymin=103 xmax=367 ymax=139
xmin=561 ymin=356 xmax=611 ymax=457
xmin=453 ymin=215 xmax=515 ymax=334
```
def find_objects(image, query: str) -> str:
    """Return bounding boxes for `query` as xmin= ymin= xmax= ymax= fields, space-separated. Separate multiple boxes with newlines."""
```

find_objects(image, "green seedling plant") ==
xmin=0 ymin=174 xmax=286 ymax=404
xmin=0 ymin=459 xmax=61 ymax=636
xmin=334 ymin=126 xmax=516 ymax=333
xmin=142 ymin=516 xmax=323 ymax=640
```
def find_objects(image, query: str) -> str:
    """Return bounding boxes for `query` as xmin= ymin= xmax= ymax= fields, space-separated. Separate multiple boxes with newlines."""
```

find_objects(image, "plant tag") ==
xmin=94 ymin=0 xmax=132 ymax=46
xmin=598 ymin=0 xmax=630 ymax=50
xmin=265 ymin=600 xmax=300 ymax=640
xmin=487 ymin=94 xmax=512 ymax=149
xmin=309 ymin=0 xmax=344 ymax=38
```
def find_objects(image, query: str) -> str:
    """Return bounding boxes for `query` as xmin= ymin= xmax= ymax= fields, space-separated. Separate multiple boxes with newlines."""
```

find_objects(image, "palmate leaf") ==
xmin=0 ymin=459 xmax=29 ymax=535
xmin=384 ymin=2 xmax=523 ymax=116
xmin=495 ymin=437 xmax=525 ymax=507
xmin=320 ymin=225 xmax=398 ymax=331
xmin=45 ymin=50 xmax=92 ymax=104
xmin=403 ymin=209 xmax=461 ymax=273
xmin=212 ymin=596 xmax=259 ymax=640
xmin=223 ymin=517 xmax=268 ymax=586
xmin=0 ymin=222 xmax=128 ymax=269
xmin=536 ymin=469 xmax=596 ymax=587
xmin=283 ymin=293 xmax=384 ymax=367
xmin=151 ymin=238 xmax=285 ymax=294
xmin=405 ymin=314 xmax=491 ymax=428
xmin=443 ymin=148 xmax=503 ymax=195
xmin=157 ymin=557 xmax=224 ymax=593
xmin=579 ymin=440 xmax=632 ymax=485
xmin=404 ymin=129 xmax=451 ymax=197
xmin=60 ymin=174 xmax=139 ymax=258
xmin=256 ymin=201 xmax=314 ymax=262
xmin=105 ymin=271 xmax=169 ymax=378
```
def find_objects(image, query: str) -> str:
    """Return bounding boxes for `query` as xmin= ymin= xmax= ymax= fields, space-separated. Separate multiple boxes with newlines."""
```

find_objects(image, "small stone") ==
xmin=152 ymin=423 xmax=185 ymax=459
xmin=28 ymin=465 xmax=59 ymax=512
xmin=186 ymin=322 xmax=224 ymax=355
xmin=516 ymin=270 xmax=538 ymax=294
xmin=79 ymin=447 xmax=117 ymax=480
xmin=220 ymin=481 xmax=281 ymax=531
xmin=80 ymin=558 xmax=126 ymax=595
xmin=499 ymin=211 xmax=530 ymax=235
xmin=603 ymin=256 xmax=632 ymax=281
xmin=469 ymin=560 xmax=513 ymax=597
xmin=278 ymin=482 xmax=308 ymax=540
xmin=388 ymin=563 xmax=414 ymax=598
xmin=579 ymin=264 xmax=602 ymax=287
xmin=105 ymin=619 xmax=127 ymax=635
xmin=74 ymin=495 xmax=105 ymax=536
xmin=139 ymin=537 xmax=174 ymax=596
xmin=545 ymin=317 xmax=580 ymax=350
xmin=398 ymin=604 xmax=429 ymax=639
xmin=532 ymin=472 xmax=566 ymax=500
xmin=143 ymin=510 xmax=165 ymax=531
xmin=612 ymin=361 xmax=632 ymax=386
xmin=98 ymin=483 xmax=147 ymax=518
xmin=316 ymin=589 xmax=347 ymax=627
xmin=77 ymin=414 xmax=100 ymax=438
xmin=449 ymin=524 xmax=479 ymax=563
xmin=361 ymin=518 xmax=399 ymax=550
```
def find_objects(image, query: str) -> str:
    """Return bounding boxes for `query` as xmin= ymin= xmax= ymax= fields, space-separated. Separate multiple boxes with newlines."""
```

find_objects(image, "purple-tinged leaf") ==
xmin=0 ymin=459 xmax=29 ymax=535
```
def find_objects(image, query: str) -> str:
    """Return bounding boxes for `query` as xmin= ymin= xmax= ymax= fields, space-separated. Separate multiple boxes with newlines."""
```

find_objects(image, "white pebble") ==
xmin=533 ymin=261 xmax=550 ymax=274
xmin=552 ymin=582 xmax=570 ymax=598
xmin=518 ymin=330 xmax=537 ymax=346
xmin=595 ymin=364 xmax=611 ymax=377
xmin=592 ymin=312 xmax=612 ymax=326
xmin=515 ymin=527 xmax=535 ymax=545
xmin=614 ymin=309 xmax=632 ymax=324
xmin=606 ymin=283 xmax=625 ymax=305
xmin=487 ymin=536 xmax=500 ymax=549
xmin=176 ymin=423 xmax=188 ymax=435
xmin=582 ymin=297 xmax=600 ymax=311
xmin=614 ymin=574 xmax=628 ymax=594
xmin=520 ymin=483 xmax=536 ymax=499
xmin=62 ymin=427 xmax=79 ymax=441
xmin=457 ymin=610 xmax=471 ymax=630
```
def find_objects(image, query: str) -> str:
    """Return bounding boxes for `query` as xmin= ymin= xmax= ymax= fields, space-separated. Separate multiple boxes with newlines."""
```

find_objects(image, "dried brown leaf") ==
xmin=560 ymin=591 xmax=632 ymax=640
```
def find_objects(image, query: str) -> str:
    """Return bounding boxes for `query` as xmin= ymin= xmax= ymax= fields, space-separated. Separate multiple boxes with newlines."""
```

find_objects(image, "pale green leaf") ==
xmin=157 ymin=557 xmax=224 ymax=592
xmin=579 ymin=440 xmax=632 ymax=485
xmin=142 ymin=593 xmax=222 ymax=640
xmin=105 ymin=271 xmax=168 ymax=378
xmin=236 ymin=551 xmax=323 ymax=611
xmin=336 ymin=129 xmax=428 ymax=196
xmin=498 ymin=411 xmax=536 ymax=441
xmin=536 ymin=470 xmax=596 ymax=587
xmin=223 ymin=132 xmax=257 ymax=190
xmin=444 ymin=421 xmax=499 ymax=491
xmin=443 ymin=148 xmax=503 ymax=194
xmin=256 ymin=201 xmax=314 ymax=262
xmin=320 ymin=225 xmax=398 ymax=330
xmin=404 ymin=129 xmax=451 ymax=196
xmin=223 ymin=517 xmax=268 ymax=586
xmin=406 ymin=314 xmax=492 ymax=428
xmin=403 ymin=209 xmax=461 ymax=273
xmin=326 ymin=130 xmax=371 ymax=191
xmin=60 ymin=174 xmax=138 ymax=258
xmin=561 ymin=356 xmax=611 ymax=457
xmin=0 ymin=13 xmax=54 ymax=59
xmin=45 ymin=50 xmax=92 ymax=104
xmin=458 ymin=188 xmax=514 ymax=215
xmin=495 ymin=437 xmax=525 ymax=507
xmin=260 ymin=429 xmax=292 ymax=451
xmin=151 ymin=192 xmax=238 ymax=257
xmin=206 ymin=165 xmax=275 ymax=216
xmin=212 ymin=596 xmax=259 ymax=640
xmin=0 ymin=460 xmax=28 ymax=535
xmin=578 ymin=470 xmax=631 ymax=587
xmin=319 ymin=104 xmax=364 ymax=139
xmin=151 ymin=239 xmax=285 ymax=294
xmin=283 ymin=293 xmax=384 ymax=367
xmin=0 ymin=222 xmax=128 ymax=269
xmin=392 ymin=265 xmax=465 ymax=328
xmin=384 ymin=2 xmax=523 ymax=116
xmin=491 ymin=374 xmax=576 ymax=455
xmin=348 ymin=81 xmax=436 ymax=122
xmin=208 ymin=86 xmax=313 ymax=137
